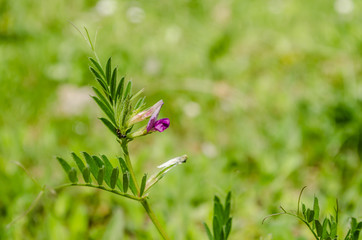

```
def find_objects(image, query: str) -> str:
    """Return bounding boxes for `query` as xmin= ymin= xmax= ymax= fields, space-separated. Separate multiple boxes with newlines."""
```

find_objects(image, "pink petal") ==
xmin=153 ymin=118 xmax=170 ymax=132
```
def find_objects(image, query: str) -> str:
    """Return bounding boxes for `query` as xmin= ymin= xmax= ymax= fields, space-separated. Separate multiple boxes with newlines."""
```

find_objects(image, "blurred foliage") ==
xmin=0 ymin=0 xmax=361 ymax=239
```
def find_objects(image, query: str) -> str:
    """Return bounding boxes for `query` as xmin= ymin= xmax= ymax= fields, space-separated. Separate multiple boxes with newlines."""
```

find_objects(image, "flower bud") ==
xmin=129 ymin=100 xmax=164 ymax=125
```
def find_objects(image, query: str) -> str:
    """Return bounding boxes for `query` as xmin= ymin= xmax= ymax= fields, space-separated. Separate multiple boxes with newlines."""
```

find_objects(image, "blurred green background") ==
xmin=0 ymin=0 xmax=361 ymax=239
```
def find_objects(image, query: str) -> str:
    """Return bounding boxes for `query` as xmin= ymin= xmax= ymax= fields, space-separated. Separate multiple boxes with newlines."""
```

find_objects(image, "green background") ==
xmin=0 ymin=0 xmax=361 ymax=239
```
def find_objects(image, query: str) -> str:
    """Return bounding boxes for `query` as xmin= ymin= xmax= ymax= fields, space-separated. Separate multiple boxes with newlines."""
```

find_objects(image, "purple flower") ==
xmin=146 ymin=101 xmax=170 ymax=133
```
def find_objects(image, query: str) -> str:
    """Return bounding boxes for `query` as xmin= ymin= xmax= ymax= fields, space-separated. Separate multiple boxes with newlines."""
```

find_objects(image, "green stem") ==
xmin=141 ymin=200 xmax=171 ymax=240
xmin=6 ymin=190 xmax=44 ymax=229
xmin=121 ymin=140 xmax=170 ymax=240
xmin=285 ymin=213 xmax=319 ymax=240
xmin=121 ymin=140 xmax=140 ymax=194
xmin=54 ymin=183 xmax=143 ymax=201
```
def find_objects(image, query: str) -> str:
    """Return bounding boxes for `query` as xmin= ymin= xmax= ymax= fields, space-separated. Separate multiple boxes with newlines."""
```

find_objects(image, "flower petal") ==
xmin=153 ymin=118 xmax=170 ymax=132
xmin=147 ymin=101 xmax=164 ymax=132
xmin=130 ymin=100 xmax=164 ymax=125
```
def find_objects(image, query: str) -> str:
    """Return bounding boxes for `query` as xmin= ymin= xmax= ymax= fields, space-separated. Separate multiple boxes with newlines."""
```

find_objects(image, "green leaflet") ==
xmin=322 ymin=219 xmax=328 ymax=238
xmin=68 ymin=168 xmax=78 ymax=183
xmin=213 ymin=216 xmax=220 ymax=240
xmin=224 ymin=192 xmax=231 ymax=223
xmin=130 ymin=88 xmax=144 ymax=102
xmin=106 ymin=57 xmax=112 ymax=84
xmin=306 ymin=209 xmax=314 ymax=223
xmin=83 ymin=152 xmax=99 ymax=180
xmin=96 ymin=78 xmax=109 ymax=93
xmin=99 ymin=118 xmax=118 ymax=137
xmin=225 ymin=218 xmax=232 ymax=239
xmin=84 ymin=27 xmax=95 ymax=51
xmin=89 ymin=57 xmax=105 ymax=78
xmin=82 ymin=166 xmax=91 ymax=183
xmin=71 ymin=152 xmax=85 ymax=172
xmin=91 ymin=96 xmax=116 ymax=125
xmin=204 ymin=192 xmax=233 ymax=240
xmin=214 ymin=196 xmax=224 ymax=225
xmin=139 ymin=174 xmax=147 ymax=197
xmin=92 ymin=87 xmax=113 ymax=112
xmin=92 ymin=155 xmax=104 ymax=168
xmin=90 ymin=67 xmax=108 ymax=92
xmin=97 ymin=166 xmax=105 ymax=185
xmin=203 ymin=222 xmax=213 ymax=240
xmin=123 ymin=81 xmax=132 ymax=101
xmin=101 ymin=155 xmax=114 ymax=188
xmin=57 ymin=157 xmax=71 ymax=173
xmin=118 ymin=97 xmax=131 ymax=127
xmin=134 ymin=96 xmax=146 ymax=110
xmin=118 ymin=157 xmax=137 ymax=195
xmin=118 ymin=157 xmax=128 ymax=174
xmin=315 ymin=220 xmax=323 ymax=236
xmin=110 ymin=67 xmax=117 ymax=100
xmin=122 ymin=172 xmax=129 ymax=193
xmin=89 ymin=66 xmax=103 ymax=81
xmin=110 ymin=167 xmax=119 ymax=189
xmin=115 ymin=76 xmax=125 ymax=102
xmin=101 ymin=155 xmax=123 ymax=191
xmin=313 ymin=196 xmax=320 ymax=221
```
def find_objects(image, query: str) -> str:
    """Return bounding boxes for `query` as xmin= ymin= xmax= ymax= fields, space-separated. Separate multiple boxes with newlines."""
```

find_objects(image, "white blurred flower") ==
xmin=212 ymin=2 xmax=231 ymax=23
xmin=165 ymin=26 xmax=182 ymax=44
xmin=143 ymin=57 xmax=161 ymax=75
xmin=201 ymin=142 xmax=218 ymax=158
xmin=334 ymin=0 xmax=354 ymax=14
xmin=56 ymin=85 xmax=92 ymax=116
xmin=268 ymin=0 xmax=285 ymax=14
xmin=183 ymin=101 xmax=200 ymax=118
xmin=46 ymin=63 xmax=69 ymax=81
xmin=73 ymin=121 xmax=87 ymax=135
xmin=95 ymin=0 xmax=117 ymax=16
xmin=126 ymin=6 xmax=145 ymax=23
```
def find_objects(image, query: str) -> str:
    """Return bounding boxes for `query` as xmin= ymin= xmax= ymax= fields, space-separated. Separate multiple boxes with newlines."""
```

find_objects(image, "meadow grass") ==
xmin=0 ymin=0 xmax=361 ymax=239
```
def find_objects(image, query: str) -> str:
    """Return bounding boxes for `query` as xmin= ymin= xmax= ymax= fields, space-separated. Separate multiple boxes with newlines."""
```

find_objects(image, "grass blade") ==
xmin=203 ymin=223 xmax=213 ymax=240
xmin=225 ymin=218 xmax=232 ymax=239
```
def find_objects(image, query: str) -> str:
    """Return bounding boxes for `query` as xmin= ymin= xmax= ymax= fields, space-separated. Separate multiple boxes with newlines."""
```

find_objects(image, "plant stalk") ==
xmin=141 ymin=200 xmax=171 ymax=240
xmin=121 ymin=140 xmax=171 ymax=240
xmin=121 ymin=140 xmax=140 ymax=193
xmin=54 ymin=183 xmax=143 ymax=201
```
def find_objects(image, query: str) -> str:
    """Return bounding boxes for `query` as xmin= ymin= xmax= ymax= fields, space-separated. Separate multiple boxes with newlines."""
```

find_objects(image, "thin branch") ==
xmin=6 ymin=190 xmax=44 ymax=229
xmin=10 ymin=161 xmax=42 ymax=189
xmin=262 ymin=212 xmax=286 ymax=224
xmin=54 ymin=183 xmax=145 ymax=201
xmin=297 ymin=186 xmax=307 ymax=215
xmin=284 ymin=212 xmax=319 ymax=240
